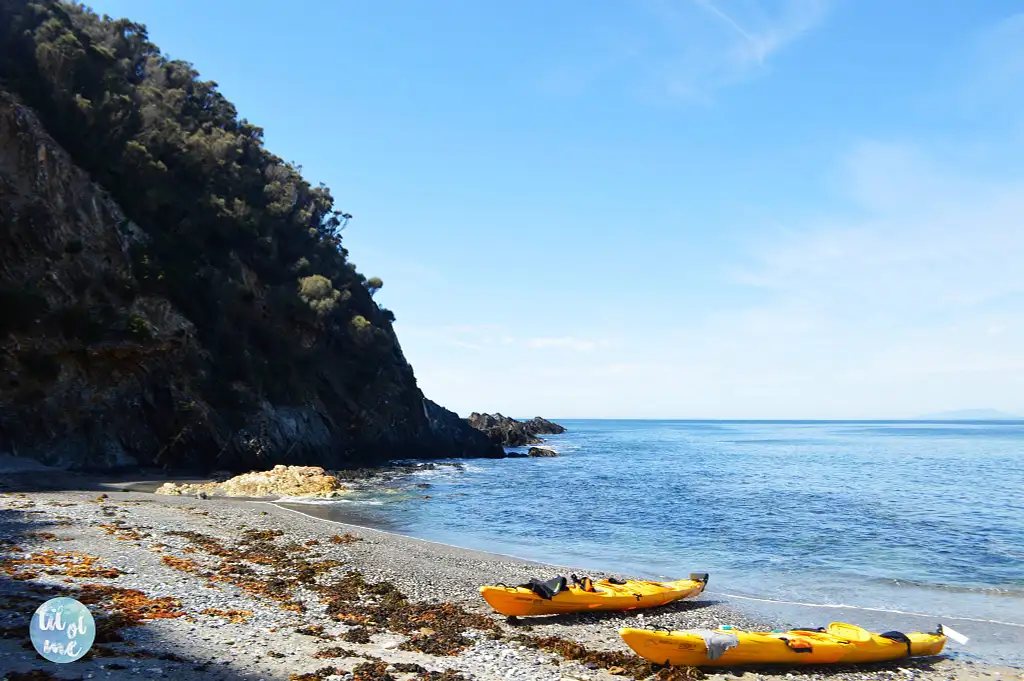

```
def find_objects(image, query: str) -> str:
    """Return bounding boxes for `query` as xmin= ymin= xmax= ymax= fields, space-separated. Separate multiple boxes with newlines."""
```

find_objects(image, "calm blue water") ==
xmin=283 ymin=420 xmax=1024 ymax=665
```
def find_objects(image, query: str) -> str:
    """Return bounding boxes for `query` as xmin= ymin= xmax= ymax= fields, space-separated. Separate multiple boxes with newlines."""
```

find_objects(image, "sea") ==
xmin=279 ymin=419 xmax=1024 ymax=666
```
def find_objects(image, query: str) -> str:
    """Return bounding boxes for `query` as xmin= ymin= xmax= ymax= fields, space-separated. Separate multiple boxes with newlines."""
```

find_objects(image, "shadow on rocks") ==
xmin=716 ymin=656 xmax=946 ymax=678
xmin=505 ymin=598 xmax=724 ymax=627
xmin=0 ymin=468 xmax=213 ymax=496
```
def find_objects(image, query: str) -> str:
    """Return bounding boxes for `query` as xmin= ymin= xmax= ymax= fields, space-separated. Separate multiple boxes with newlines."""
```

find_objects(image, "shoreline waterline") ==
xmin=275 ymin=499 xmax=1015 ymax=621
xmin=3 ymin=476 xmax=1022 ymax=678
xmin=268 ymin=501 xmax=575 ymax=571
xmin=274 ymin=499 xmax=1024 ymax=668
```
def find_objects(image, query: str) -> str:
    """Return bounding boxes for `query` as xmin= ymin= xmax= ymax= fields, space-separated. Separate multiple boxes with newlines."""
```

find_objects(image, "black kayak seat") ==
xmin=880 ymin=630 xmax=913 ymax=656
xmin=519 ymin=574 xmax=608 ymax=599
xmin=520 ymin=576 xmax=568 ymax=600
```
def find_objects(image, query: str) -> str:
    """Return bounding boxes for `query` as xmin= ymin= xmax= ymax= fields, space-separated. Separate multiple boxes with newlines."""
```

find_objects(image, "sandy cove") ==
xmin=0 ymin=476 xmax=1020 ymax=681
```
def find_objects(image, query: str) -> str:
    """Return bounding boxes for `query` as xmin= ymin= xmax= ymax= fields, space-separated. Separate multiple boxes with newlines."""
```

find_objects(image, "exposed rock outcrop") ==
xmin=524 ymin=417 xmax=566 ymax=435
xmin=465 ymin=413 xmax=567 ymax=447
xmin=155 ymin=465 xmax=346 ymax=499
xmin=527 ymin=447 xmax=558 ymax=457
xmin=0 ymin=91 xmax=503 ymax=472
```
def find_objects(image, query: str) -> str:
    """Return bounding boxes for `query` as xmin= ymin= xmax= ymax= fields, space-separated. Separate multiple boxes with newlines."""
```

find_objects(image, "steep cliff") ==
xmin=0 ymin=4 xmax=503 ymax=471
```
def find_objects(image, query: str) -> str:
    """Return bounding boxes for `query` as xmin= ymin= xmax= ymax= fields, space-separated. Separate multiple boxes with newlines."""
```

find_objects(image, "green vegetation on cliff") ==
xmin=1 ymin=0 xmax=393 ymax=404
xmin=0 ymin=1 xmax=500 ymax=469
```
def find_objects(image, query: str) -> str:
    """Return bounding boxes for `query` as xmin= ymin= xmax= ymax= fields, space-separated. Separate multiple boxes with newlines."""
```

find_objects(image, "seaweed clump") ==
xmin=515 ymin=633 xmax=704 ymax=680
xmin=76 ymin=583 xmax=185 ymax=643
xmin=200 ymin=608 xmax=252 ymax=623
xmin=320 ymin=570 xmax=500 ymax=655
xmin=0 ymin=549 xmax=122 ymax=580
xmin=351 ymin=662 xmax=393 ymax=681
xmin=330 ymin=533 xmax=363 ymax=544
xmin=391 ymin=666 xmax=472 ymax=681
xmin=313 ymin=645 xmax=373 ymax=659
xmin=162 ymin=529 xmax=343 ymax=611
xmin=295 ymin=624 xmax=327 ymax=637
xmin=98 ymin=523 xmax=150 ymax=541
xmin=289 ymin=668 xmax=341 ymax=681
xmin=342 ymin=625 xmax=373 ymax=643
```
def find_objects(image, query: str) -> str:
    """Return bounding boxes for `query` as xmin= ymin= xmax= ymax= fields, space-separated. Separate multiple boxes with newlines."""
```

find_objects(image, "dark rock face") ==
xmin=0 ymin=93 xmax=502 ymax=472
xmin=524 ymin=417 xmax=566 ymax=435
xmin=465 ymin=413 xmax=566 ymax=447
xmin=527 ymin=447 xmax=557 ymax=457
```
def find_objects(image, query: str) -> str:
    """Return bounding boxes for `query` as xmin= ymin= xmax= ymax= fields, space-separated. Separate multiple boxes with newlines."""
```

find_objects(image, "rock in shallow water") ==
xmin=466 ymin=413 xmax=566 ymax=447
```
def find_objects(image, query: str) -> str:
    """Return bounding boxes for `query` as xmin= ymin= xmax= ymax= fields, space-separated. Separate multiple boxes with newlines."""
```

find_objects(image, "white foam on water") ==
xmin=276 ymin=496 xmax=385 ymax=506
xmin=710 ymin=591 xmax=1024 ymax=628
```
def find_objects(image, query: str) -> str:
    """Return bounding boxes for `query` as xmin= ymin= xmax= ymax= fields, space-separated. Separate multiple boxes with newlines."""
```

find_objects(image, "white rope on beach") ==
xmin=708 ymin=591 xmax=1024 ymax=628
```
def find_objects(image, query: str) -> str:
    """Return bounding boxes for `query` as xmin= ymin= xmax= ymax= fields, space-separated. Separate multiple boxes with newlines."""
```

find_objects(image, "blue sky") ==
xmin=88 ymin=0 xmax=1024 ymax=419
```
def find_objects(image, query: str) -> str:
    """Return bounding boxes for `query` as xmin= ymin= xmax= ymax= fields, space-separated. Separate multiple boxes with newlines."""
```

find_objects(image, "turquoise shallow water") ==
xmin=282 ymin=419 xmax=1024 ymax=665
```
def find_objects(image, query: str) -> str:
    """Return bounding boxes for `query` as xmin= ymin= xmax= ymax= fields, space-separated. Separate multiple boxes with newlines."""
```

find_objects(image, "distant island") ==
xmin=916 ymin=409 xmax=1023 ymax=421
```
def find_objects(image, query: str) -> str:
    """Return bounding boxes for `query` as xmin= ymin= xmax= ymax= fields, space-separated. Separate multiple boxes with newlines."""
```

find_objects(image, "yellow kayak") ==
xmin=479 ymin=573 xmax=709 ymax=617
xmin=619 ymin=622 xmax=946 ymax=667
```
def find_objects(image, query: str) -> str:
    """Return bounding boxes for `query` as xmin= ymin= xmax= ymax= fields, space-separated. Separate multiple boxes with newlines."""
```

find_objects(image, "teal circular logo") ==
xmin=30 ymin=597 xmax=95 ymax=663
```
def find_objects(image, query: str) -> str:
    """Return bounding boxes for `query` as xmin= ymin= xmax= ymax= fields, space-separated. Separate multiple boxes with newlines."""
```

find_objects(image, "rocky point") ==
xmin=465 ymin=413 xmax=566 ymax=447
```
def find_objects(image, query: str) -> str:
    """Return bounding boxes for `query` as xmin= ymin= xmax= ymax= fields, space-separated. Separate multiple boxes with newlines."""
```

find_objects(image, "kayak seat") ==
xmin=571 ymin=574 xmax=600 ymax=592
xmin=520 ymin=576 xmax=568 ymax=600
xmin=880 ymin=630 xmax=913 ymax=656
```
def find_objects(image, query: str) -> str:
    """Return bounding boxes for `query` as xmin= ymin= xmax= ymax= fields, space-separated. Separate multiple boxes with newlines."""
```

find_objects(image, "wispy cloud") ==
xmin=525 ymin=337 xmax=612 ymax=351
xmin=410 ymin=135 xmax=1024 ymax=419
xmin=732 ymin=140 xmax=1024 ymax=312
xmin=402 ymin=12 xmax=1024 ymax=419
xmin=692 ymin=0 xmax=827 ymax=66
xmin=538 ymin=0 xmax=830 ymax=101
xmin=652 ymin=0 xmax=830 ymax=98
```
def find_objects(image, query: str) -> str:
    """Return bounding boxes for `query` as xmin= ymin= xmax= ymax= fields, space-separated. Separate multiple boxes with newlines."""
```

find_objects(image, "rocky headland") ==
xmin=0 ymin=2 xmax=509 ymax=475
xmin=465 ymin=413 xmax=566 ymax=447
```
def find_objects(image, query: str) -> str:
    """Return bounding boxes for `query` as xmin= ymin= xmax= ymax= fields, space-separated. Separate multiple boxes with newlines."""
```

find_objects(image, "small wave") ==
xmin=276 ymin=496 xmax=385 ymax=506
xmin=870 ymin=576 xmax=1024 ymax=598
xmin=710 ymin=591 xmax=1024 ymax=628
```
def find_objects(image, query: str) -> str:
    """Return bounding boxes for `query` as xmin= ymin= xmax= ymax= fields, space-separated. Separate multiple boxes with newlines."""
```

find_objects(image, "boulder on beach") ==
xmin=155 ymin=465 xmax=347 ymax=499
xmin=527 ymin=447 xmax=558 ymax=457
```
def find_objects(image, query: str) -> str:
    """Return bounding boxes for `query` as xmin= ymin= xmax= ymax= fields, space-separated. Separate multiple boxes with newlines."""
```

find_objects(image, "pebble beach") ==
xmin=1 ymin=470 xmax=1020 ymax=681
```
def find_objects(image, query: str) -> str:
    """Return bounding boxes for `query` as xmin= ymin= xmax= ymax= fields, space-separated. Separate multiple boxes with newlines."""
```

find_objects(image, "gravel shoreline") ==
xmin=1 ymin=477 xmax=1020 ymax=681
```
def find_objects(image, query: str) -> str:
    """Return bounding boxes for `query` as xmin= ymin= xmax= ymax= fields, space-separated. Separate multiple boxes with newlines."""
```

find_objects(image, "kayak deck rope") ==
xmin=706 ymin=591 xmax=1024 ymax=628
